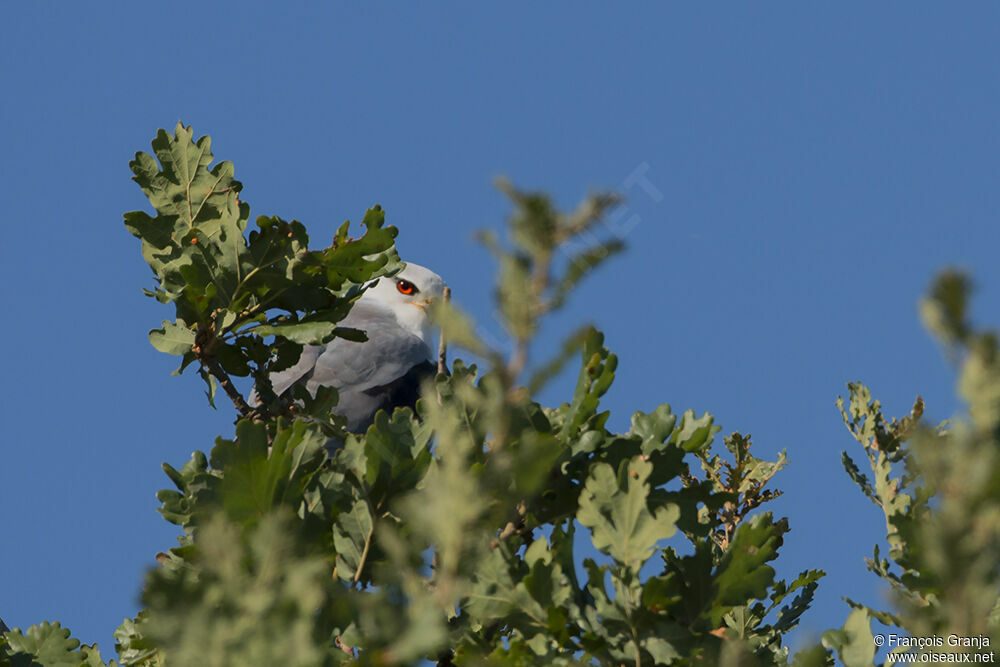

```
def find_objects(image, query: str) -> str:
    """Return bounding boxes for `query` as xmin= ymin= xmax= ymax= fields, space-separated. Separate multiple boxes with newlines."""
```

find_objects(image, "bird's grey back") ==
xmin=265 ymin=300 xmax=434 ymax=432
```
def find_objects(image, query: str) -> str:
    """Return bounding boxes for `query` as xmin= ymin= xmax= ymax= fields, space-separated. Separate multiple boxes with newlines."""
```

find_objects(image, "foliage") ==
xmin=123 ymin=122 xmax=402 ymax=424
xmin=0 ymin=623 xmax=109 ymax=667
xmin=2 ymin=124 xmax=822 ymax=666
xmin=823 ymin=270 xmax=1000 ymax=666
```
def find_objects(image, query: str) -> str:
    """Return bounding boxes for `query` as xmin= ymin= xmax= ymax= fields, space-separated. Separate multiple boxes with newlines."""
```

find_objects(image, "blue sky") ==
xmin=2 ymin=2 xmax=999 ymax=658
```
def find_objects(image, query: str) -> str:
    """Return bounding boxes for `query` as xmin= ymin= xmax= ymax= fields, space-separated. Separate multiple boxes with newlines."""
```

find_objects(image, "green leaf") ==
xmin=527 ymin=324 xmax=594 ymax=395
xmin=318 ymin=206 xmax=401 ymax=289
xmin=148 ymin=320 xmax=194 ymax=356
xmin=136 ymin=123 xmax=244 ymax=231
xmin=642 ymin=635 xmax=681 ymax=664
xmin=463 ymin=546 xmax=522 ymax=622
xmin=125 ymin=123 xmax=249 ymax=311
xmin=156 ymin=450 xmax=211 ymax=529
xmin=577 ymin=458 xmax=679 ymax=571
xmin=496 ymin=179 xmax=559 ymax=255
xmin=672 ymin=409 xmax=718 ymax=453
xmin=629 ymin=405 xmax=678 ymax=451
xmin=209 ymin=419 xmax=326 ymax=527
xmin=252 ymin=319 xmax=343 ymax=345
xmin=791 ymin=644 xmax=834 ymax=667
xmin=559 ymin=329 xmax=617 ymax=439
xmin=549 ymin=240 xmax=625 ymax=311
xmin=497 ymin=253 xmax=534 ymax=340
xmin=919 ymin=268 xmax=971 ymax=352
xmin=770 ymin=569 xmax=825 ymax=634
xmin=843 ymin=596 xmax=901 ymax=629
xmin=139 ymin=512 xmax=344 ymax=667
xmin=706 ymin=512 xmax=786 ymax=626
xmin=113 ymin=614 xmax=160 ymax=666
xmin=332 ymin=496 xmax=374 ymax=582
xmin=522 ymin=536 xmax=573 ymax=610
xmin=359 ymin=409 xmax=433 ymax=505
xmin=1 ymin=621 xmax=92 ymax=667
xmin=840 ymin=451 xmax=879 ymax=506
xmin=821 ymin=608 xmax=875 ymax=667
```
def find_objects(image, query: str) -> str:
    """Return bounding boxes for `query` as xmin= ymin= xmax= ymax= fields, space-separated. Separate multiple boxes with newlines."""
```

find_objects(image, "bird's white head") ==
xmin=362 ymin=262 xmax=447 ymax=345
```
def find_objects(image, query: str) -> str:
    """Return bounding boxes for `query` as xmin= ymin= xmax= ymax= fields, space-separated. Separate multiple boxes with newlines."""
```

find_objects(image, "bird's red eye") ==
xmin=396 ymin=279 xmax=417 ymax=295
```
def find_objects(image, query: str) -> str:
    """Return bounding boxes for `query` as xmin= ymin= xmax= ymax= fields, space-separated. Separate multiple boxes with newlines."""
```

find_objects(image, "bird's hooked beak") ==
xmin=409 ymin=296 xmax=436 ymax=313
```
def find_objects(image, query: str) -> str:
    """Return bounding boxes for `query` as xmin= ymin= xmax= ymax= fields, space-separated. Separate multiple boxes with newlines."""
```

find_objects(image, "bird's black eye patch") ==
xmin=396 ymin=279 xmax=418 ymax=295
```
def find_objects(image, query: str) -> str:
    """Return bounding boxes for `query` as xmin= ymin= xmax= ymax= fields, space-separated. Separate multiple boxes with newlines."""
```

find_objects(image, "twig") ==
xmin=203 ymin=355 xmax=254 ymax=416
xmin=334 ymin=636 xmax=354 ymax=657
xmin=192 ymin=327 xmax=254 ymax=417
xmin=437 ymin=286 xmax=451 ymax=375
xmin=491 ymin=501 xmax=532 ymax=549
xmin=507 ymin=343 xmax=528 ymax=386
xmin=352 ymin=522 xmax=375 ymax=587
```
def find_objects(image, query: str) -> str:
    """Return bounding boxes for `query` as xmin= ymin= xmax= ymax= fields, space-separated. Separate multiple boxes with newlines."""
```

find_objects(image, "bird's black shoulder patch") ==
xmin=362 ymin=359 xmax=437 ymax=412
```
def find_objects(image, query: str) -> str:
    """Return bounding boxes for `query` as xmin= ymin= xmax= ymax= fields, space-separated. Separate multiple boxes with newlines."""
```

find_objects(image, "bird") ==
xmin=259 ymin=262 xmax=447 ymax=435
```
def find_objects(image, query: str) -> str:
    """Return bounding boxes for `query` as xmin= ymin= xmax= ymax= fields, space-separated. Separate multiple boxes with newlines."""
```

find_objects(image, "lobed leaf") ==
xmin=577 ymin=458 xmax=680 ymax=571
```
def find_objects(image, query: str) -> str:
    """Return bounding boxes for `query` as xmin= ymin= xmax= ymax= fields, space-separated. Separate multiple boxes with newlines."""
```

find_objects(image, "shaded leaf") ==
xmin=333 ymin=497 xmax=374 ymax=583
xmin=148 ymin=320 xmax=194 ymax=355
xmin=821 ymin=608 xmax=875 ymax=667
xmin=578 ymin=458 xmax=679 ymax=571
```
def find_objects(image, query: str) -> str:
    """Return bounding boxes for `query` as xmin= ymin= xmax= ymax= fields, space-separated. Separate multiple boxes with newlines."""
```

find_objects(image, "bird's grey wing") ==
xmin=255 ymin=301 xmax=432 ymax=430
xmin=268 ymin=344 xmax=324 ymax=397
xmin=329 ymin=359 xmax=437 ymax=433
xmin=257 ymin=300 xmax=388 ymax=400
xmin=305 ymin=302 xmax=432 ymax=395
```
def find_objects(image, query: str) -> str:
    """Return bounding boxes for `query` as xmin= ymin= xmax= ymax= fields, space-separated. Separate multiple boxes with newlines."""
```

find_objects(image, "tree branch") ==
xmin=192 ymin=326 xmax=255 ymax=417
xmin=352 ymin=522 xmax=375 ymax=587
xmin=506 ymin=249 xmax=552 ymax=383
xmin=437 ymin=286 xmax=451 ymax=375
xmin=204 ymin=355 xmax=254 ymax=416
